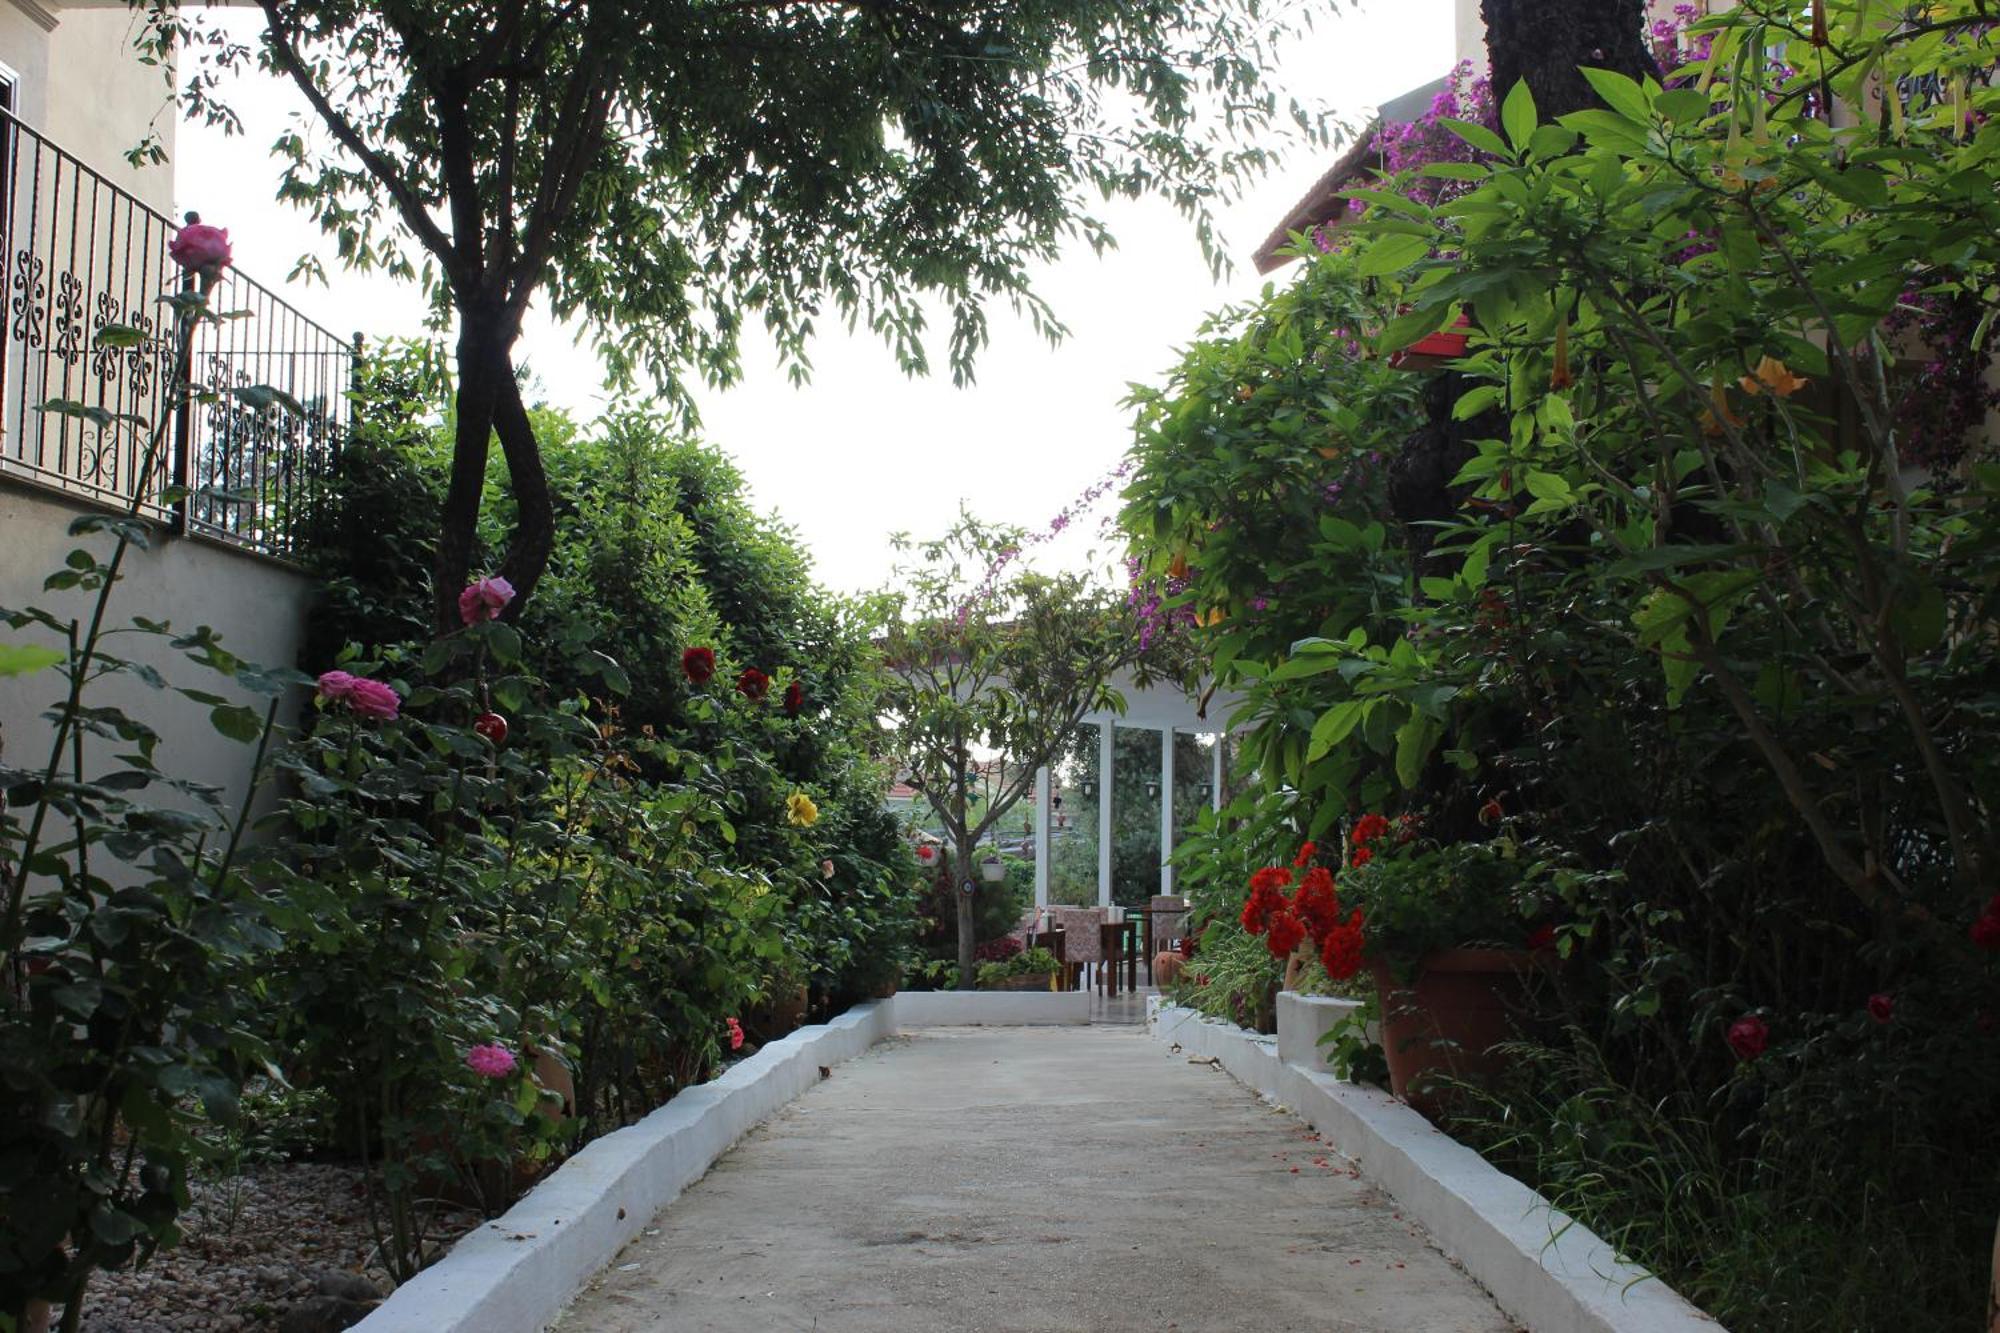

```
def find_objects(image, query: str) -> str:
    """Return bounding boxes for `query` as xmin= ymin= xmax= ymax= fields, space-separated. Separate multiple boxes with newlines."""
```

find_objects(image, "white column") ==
xmin=1033 ymin=764 xmax=1051 ymax=911
xmin=1211 ymin=731 xmax=1224 ymax=812
xmin=1097 ymin=720 xmax=1114 ymax=908
xmin=1160 ymin=727 xmax=1176 ymax=897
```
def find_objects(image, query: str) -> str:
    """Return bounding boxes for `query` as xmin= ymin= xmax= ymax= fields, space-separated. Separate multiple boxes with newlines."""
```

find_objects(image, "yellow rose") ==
xmin=786 ymin=791 xmax=819 ymax=828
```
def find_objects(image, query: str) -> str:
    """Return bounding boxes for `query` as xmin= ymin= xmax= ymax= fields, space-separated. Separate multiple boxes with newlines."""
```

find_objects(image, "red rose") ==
xmin=916 ymin=844 xmax=936 ymax=863
xmin=1726 ymin=1014 xmax=1768 ymax=1061
xmin=736 ymin=668 xmax=770 ymax=701
xmin=783 ymin=681 xmax=804 ymax=716
xmin=681 ymin=646 xmax=716 ymax=685
xmin=1866 ymin=993 xmax=1894 ymax=1025
xmin=1526 ymin=923 xmax=1556 ymax=952
xmin=473 ymin=712 xmax=509 ymax=745
xmin=1972 ymin=911 xmax=2000 ymax=952
xmin=1292 ymin=841 xmax=1317 ymax=868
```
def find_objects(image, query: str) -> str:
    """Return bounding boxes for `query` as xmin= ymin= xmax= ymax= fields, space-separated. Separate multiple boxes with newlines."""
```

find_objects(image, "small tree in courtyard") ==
xmin=877 ymin=516 xmax=1153 ymax=988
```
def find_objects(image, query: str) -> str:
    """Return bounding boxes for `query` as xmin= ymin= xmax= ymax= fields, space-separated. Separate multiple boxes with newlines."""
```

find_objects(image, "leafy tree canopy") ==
xmin=134 ymin=0 xmax=1331 ymax=624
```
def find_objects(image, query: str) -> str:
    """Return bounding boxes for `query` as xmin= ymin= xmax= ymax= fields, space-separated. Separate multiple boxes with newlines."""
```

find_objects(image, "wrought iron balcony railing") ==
xmin=0 ymin=103 xmax=353 ymax=563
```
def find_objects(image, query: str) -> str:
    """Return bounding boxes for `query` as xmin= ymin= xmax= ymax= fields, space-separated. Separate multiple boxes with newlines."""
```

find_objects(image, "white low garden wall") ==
xmin=891 ymin=987 xmax=1089 ymax=1025
xmin=355 ymin=988 xmax=1085 ymax=1333
xmin=1151 ymin=1000 xmax=1723 ymax=1333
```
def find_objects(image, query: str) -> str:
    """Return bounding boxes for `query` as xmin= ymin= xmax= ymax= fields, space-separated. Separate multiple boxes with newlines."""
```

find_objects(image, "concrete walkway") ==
xmin=555 ymin=1026 xmax=1515 ymax=1333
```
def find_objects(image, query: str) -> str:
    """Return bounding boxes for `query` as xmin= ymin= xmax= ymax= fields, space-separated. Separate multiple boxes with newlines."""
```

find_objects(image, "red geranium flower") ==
xmin=1292 ymin=841 xmax=1317 ymax=868
xmin=1264 ymin=908 xmax=1306 ymax=960
xmin=783 ymin=681 xmax=805 ymax=716
xmin=1291 ymin=866 xmax=1341 ymax=941
xmin=1348 ymin=844 xmax=1374 ymax=869
xmin=1350 ymin=813 xmax=1391 ymax=846
xmin=736 ymin=667 xmax=770 ymax=701
xmin=681 ymin=646 xmax=716 ymax=685
xmin=1240 ymin=866 xmax=1294 ymax=936
xmin=1318 ymin=911 xmax=1365 ymax=981
xmin=1866 ymin=993 xmax=1894 ymax=1025
xmin=1726 ymin=1014 xmax=1768 ymax=1061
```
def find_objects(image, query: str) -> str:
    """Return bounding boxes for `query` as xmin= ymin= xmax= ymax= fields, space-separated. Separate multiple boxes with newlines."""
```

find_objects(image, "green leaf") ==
xmin=230 ymin=384 xmax=304 ymax=416
xmin=1355 ymin=233 xmax=1431 ymax=277
xmin=1418 ymin=162 xmax=1489 ymax=181
xmin=209 ymin=704 xmax=265 ymax=743
xmin=1580 ymin=67 xmax=1652 ymax=124
xmin=0 ymin=641 xmax=65 ymax=677
xmin=1393 ymin=714 xmax=1440 ymax=789
xmin=1437 ymin=117 xmax=1510 ymax=160
xmin=93 ymin=323 xmax=151 ymax=350
xmin=1452 ymin=385 xmax=1504 ymax=420
xmin=1500 ymin=79 xmax=1538 ymax=150
xmin=1307 ymin=700 xmax=1367 ymax=761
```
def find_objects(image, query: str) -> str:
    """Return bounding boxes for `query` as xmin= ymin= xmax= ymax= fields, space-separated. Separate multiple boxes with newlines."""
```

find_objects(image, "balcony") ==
xmin=0 ymin=103 xmax=353 ymax=563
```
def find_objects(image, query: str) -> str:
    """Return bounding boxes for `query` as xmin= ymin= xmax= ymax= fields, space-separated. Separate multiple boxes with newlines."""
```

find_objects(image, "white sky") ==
xmin=172 ymin=1 xmax=1451 ymax=596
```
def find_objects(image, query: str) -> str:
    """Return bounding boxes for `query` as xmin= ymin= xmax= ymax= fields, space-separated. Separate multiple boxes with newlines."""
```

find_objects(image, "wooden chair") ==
xmin=1047 ymin=905 xmax=1106 ymax=992
xmin=1145 ymin=895 xmax=1189 ymax=983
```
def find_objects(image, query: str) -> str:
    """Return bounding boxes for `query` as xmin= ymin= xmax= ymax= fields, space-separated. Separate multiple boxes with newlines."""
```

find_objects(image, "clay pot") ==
xmin=1370 ymin=948 xmax=1537 ymax=1117
xmin=1153 ymin=952 xmax=1185 ymax=986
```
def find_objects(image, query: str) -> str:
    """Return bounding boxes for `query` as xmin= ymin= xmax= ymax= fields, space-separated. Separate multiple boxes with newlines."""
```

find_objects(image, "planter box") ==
xmin=982 ymin=971 xmax=1056 ymax=992
xmin=1389 ymin=314 xmax=1474 ymax=371
xmin=1276 ymin=991 xmax=1365 ymax=1073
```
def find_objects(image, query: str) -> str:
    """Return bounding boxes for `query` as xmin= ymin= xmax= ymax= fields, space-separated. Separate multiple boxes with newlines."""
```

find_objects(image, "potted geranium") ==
xmin=1337 ymin=818 xmax=1556 ymax=1112
xmin=1237 ymin=819 xmax=1555 ymax=1115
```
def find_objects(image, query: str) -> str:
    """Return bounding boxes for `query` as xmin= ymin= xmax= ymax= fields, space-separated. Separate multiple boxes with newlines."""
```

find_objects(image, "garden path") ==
xmin=555 ymin=1025 xmax=1515 ymax=1332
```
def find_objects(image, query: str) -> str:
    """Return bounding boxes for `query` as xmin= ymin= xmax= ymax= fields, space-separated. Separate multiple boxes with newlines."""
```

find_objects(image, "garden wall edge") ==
xmin=351 ymin=999 xmax=895 ymax=1333
xmin=891 ymin=988 xmax=1090 ymax=1025
xmin=1148 ymin=1001 xmax=1723 ymax=1333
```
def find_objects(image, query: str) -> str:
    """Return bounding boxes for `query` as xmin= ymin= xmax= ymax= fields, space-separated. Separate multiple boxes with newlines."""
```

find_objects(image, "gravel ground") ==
xmin=60 ymin=1162 xmax=480 ymax=1333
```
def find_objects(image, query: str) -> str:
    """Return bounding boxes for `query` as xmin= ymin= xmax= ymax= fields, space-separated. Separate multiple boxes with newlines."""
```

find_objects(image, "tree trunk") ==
xmin=432 ymin=316 xmax=504 ymax=632
xmin=1391 ymin=2 xmax=1660 ymax=561
xmin=1480 ymin=0 xmax=1661 ymax=119
xmin=956 ymin=833 xmax=977 ymax=990
xmin=431 ymin=307 xmax=554 ymax=632
xmin=491 ymin=356 xmax=556 ymax=613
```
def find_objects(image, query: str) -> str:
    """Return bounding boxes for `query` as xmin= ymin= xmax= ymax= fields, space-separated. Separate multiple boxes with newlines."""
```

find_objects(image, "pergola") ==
xmin=1030 ymin=667 xmax=1242 ymax=910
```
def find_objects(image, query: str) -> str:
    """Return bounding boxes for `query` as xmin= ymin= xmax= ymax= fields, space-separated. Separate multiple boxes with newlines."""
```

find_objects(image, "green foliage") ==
xmin=1338 ymin=838 xmax=1553 ymax=980
xmin=0 ymin=292 xmax=310 ymax=1324
xmin=976 ymin=947 xmax=1061 ymax=989
xmin=1124 ymin=5 xmax=2000 ymax=1325
xmin=159 ymin=0 xmax=1325 ymax=403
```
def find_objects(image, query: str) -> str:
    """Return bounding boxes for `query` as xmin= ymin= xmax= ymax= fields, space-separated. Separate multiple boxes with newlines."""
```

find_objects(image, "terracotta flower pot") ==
xmin=1370 ymin=947 xmax=1536 ymax=1117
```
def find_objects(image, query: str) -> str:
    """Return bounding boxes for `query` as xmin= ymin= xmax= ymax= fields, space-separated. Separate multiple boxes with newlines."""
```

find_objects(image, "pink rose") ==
xmin=316 ymin=669 xmax=358 ymax=702
xmin=458 ymin=575 xmax=516 ymax=626
xmin=168 ymin=222 xmax=232 ymax=275
xmin=345 ymin=677 xmax=400 ymax=721
xmin=465 ymin=1043 xmax=517 ymax=1079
